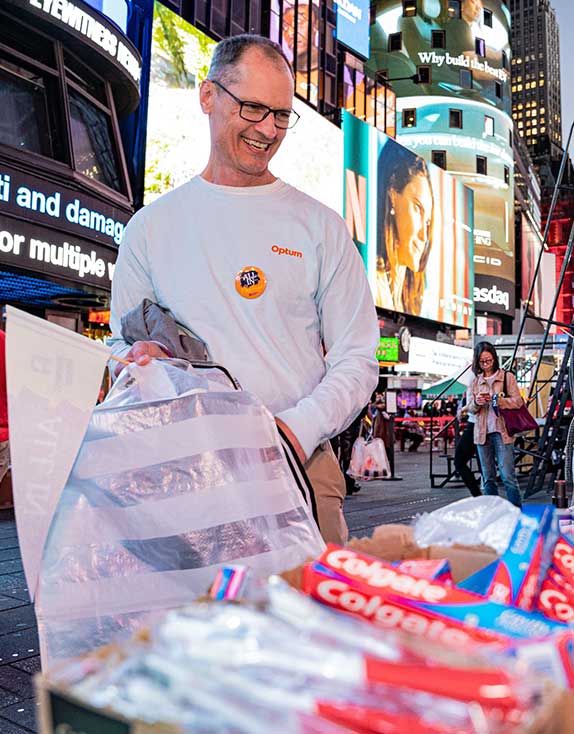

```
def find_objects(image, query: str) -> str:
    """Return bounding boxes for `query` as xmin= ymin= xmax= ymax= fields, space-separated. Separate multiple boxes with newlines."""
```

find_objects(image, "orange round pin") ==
xmin=235 ymin=266 xmax=267 ymax=299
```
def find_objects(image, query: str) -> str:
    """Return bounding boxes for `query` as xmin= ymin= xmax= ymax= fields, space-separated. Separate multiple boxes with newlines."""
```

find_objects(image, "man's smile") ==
xmin=241 ymin=135 xmax=272 ymax=151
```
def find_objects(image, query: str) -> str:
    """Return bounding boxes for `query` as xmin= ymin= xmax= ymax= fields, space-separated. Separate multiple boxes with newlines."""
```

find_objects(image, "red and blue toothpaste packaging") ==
xmin=303 ymin=545 xmax=567 ymax=651
xmin=479 ymin=505 xmax=558 ymax=611
xmin=394 ymin=558 xmax=453 ymax=585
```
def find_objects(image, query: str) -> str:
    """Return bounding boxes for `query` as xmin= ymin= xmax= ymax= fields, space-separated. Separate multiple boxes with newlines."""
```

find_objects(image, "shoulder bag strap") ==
xmin=503 ymin=370 xmax=508 ymax=397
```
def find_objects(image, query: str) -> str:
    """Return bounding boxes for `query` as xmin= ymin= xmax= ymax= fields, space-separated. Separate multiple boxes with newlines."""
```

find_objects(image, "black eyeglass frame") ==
xmin=210 ymin=79 xmax=300 ymax=130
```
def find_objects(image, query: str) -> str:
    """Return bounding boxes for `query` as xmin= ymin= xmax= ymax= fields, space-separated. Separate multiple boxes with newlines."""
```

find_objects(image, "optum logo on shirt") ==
xmin=271 ymin=245 xmax=303 ymax=259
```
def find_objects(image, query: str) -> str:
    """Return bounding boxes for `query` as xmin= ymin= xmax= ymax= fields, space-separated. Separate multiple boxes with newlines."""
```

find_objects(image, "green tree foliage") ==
xmin=152 ymin=2 xmax=215 ymax=87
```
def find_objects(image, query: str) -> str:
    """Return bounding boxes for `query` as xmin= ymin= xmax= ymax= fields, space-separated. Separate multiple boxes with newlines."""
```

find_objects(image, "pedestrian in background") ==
xmin=453 ymin=398 xmax=481 ymax=497
xmin=467 ymin=342 xmax=523 ymax=507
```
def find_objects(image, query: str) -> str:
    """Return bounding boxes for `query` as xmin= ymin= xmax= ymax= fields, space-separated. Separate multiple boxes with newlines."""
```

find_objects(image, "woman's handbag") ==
xmin=498 ymin=372 xmax=538 ymax=436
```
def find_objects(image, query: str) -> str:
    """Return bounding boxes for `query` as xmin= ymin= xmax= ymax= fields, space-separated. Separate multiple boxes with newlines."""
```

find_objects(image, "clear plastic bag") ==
xmin=347 ymin=436 xmax=390 ymax=481
xmin=413 ymin=496 xmax=521 ymax=554
xmin=36 ymin=359 xmax=325 ymax=667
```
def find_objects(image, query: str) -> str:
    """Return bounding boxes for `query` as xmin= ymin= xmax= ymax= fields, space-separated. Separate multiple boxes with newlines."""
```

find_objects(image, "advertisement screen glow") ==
xmin=83 ymin=0 xmax=129 ymax=31
xmin=343 ymin=110 xmax=474 ymax=329
xmin=336 ymin=0 xmax=371 ymax=59
xmin=370 ymin=0 xmax=511 ymax=115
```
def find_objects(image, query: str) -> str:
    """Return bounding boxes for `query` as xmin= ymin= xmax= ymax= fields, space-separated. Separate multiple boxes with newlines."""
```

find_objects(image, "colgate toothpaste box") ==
xmin=394 ymin=558 xmax=453 ymax=585
xmin=552 ymin=535 xmax=574 ymax=584
xmin=511 ymin=631 xmax=574 ymax=689
xmin=303 ymin=547 xmax=566 ymax=650
xmin=537 ymin=574 xmax=574 ymax=623
xmin=484 ymin=505 xmax=558 ymax=611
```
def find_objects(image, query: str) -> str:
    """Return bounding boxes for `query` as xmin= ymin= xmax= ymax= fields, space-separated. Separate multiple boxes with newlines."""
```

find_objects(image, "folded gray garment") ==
xmin=121 ymin=299 xmax=210 ymax=362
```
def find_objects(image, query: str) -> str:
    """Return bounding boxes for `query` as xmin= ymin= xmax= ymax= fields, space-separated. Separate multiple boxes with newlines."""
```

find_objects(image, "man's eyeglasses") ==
xmin=211 ymin=79 xmax=300 ymax=130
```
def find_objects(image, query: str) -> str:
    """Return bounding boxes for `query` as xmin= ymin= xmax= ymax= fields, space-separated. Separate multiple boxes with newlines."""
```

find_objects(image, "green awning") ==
xmin=422 ymin=379 xmax=468 ymax=400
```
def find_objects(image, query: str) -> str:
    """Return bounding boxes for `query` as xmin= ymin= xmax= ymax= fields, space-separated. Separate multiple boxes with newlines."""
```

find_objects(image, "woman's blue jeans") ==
xmin=476 ymin=432 xmax=522 ymax=508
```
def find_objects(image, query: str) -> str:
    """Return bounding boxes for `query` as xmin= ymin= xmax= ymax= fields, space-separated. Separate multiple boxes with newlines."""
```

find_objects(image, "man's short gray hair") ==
xmin=207 ymin=34 xmax=294 ymax=85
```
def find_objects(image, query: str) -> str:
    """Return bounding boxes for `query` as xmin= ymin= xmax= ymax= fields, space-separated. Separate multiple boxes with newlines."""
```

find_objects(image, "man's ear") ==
xmin=199 ymin=79 xmax=213 ymax=114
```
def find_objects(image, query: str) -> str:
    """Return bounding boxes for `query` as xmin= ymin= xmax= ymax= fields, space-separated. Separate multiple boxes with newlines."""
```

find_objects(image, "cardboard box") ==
xmin=281 ymin=525 xmax=498 ymax=590
xmin=349 ymin=523 xmax=499 ymax=585
xmin=35 ymin=643 xmax=180 ymax=734
xmin=35 ymin=641 xmax=574 ymax=734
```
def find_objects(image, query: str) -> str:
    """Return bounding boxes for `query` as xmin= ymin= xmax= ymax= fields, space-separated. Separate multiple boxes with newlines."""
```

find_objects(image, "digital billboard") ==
xmin=396 ymin=96 xmax=514 ymax=315
xmin=273 ymin=0 xmax=320 ymax=106
xmin=144 ymin=2 xmax=342 ymax=212
xmin=521 ymin=214 xmax=555 ymax=323
xmin=83 ymin=0 xmax=129 ymax=31
xmin=376 ymin=336 xmax=399 ymax=362
xmin=343 ymin=110 xmax=474 ymax=329
xmin=336 ymin=0 xmax=371 ymax=59
xmin=369 ymin=0 xmax=511 ymax=116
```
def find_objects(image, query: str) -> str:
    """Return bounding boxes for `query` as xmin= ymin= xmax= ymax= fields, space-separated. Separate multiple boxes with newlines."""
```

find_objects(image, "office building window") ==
xmin=476 ymin=155 xmax=488 ymax=175
xmin=431 ymin=30 xmax=445 ymax=49
xmin=504 ymin=165 xmax=510 ymax=185
xmin=0 ymin=66 xmax=54 ymax=157
xmin=402 ymin=0 xmax=417 ymax=16
xmin=495 ymin=81 xmax=502 ymax=98
xmin=460 ymin=69 xmax=473 ymax=88
xmin=432 ymin=150 xmax=447 ymax=169
xmin=475 ymin=38 xmax=486 ymax=57
xmin=448 ymin=0 xmax=461 ymax=19
xmin=388 ymin=33 xmax=402 ymax=52
xmin=449 ymin=108 xmax=463 ymax=128
xmin=417 ymin=65 xmax=431 ymax=84
xmin=484 ymin=115 xmax=494 ymax=136
xmin=484 ymin=8 xmax=493 ymax=27
xmin=502 ymin=50 xmax=508 ymax=69
xmin=402 ymin=108 xmax=416 ymax=128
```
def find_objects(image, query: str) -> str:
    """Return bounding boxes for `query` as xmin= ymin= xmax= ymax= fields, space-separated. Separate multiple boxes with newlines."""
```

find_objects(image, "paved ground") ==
xmin=0 ymin=445 xmax=554 ymax=734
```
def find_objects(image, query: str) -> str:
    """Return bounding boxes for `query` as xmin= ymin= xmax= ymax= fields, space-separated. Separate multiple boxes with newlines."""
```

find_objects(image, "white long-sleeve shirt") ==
xmin=109 ymin=176 xmax=379 ymax=457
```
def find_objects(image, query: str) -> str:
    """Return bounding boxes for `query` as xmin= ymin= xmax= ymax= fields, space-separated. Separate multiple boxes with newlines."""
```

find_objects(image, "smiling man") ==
xmin=109 ymin=35 xmax=379 ymax=544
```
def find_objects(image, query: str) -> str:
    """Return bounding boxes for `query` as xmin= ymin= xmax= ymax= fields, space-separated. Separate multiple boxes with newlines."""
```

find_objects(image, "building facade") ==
xmin=509 ymin=0 xmax=562 ymax=162
xmin=0 ymin=0 xmax=141 ymax=336
xmin=368 ymin=0 xmax=514 ymax=333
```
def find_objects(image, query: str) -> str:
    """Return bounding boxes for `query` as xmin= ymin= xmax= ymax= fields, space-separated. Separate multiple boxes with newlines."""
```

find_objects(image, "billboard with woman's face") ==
xmin=343 ymin=110 xmax=474 ymax=328
xmin=369 ymin=0 xmax=511 ymax=115
xmin=395 ymin=96 xmax=514 ymax=314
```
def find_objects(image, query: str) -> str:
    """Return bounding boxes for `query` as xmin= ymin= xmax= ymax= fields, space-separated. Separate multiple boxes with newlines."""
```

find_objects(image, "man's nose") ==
xmin=254 ymin=112 xmax=278 ymax=138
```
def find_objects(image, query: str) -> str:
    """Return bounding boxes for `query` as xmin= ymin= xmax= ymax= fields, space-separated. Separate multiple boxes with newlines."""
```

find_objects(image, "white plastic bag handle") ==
xmin=104 ymin=358 xmax=207 ymax=406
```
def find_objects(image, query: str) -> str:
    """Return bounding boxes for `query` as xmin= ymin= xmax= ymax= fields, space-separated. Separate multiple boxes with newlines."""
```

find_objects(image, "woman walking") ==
xmin=467 ymin=342 xmax=523 ymax=507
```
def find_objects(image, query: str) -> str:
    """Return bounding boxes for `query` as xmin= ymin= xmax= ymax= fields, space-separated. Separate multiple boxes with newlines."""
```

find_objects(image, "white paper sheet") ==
xmin=5 ymin=306 xmax=110 ymax=599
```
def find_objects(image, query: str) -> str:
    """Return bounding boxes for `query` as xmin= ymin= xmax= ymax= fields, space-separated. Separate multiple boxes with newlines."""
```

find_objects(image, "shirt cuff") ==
xmin=275 ymin=406 xmax=321 ymax=461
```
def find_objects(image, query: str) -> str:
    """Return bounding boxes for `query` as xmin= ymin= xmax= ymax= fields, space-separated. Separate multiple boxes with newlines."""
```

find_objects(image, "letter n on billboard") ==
xmin=345 ymin=170 xmax=366 ymax=245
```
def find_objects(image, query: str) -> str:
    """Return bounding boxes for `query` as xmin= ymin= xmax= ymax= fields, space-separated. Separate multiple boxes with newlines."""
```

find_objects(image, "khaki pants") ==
xmin=305 ymin=442 xmax=348 ymax=545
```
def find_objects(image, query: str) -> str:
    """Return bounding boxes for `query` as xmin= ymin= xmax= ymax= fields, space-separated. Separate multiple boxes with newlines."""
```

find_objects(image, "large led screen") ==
xmin=343 ymin=110 xmax=474 ymax=328
xmin=84 ymin=0 xmax=129 ymax=31
xmin=521 ymin=214 xmax=555 ymax=323
xmin=336 ymin=0 xmax=371 ymax=59
xmin=144 ymin=2 xmax=342 ymax=212
xmin=396 ymin=96 xmax=514 ymax=315
xmin=370 ymin=0 xmax=511 ymax=115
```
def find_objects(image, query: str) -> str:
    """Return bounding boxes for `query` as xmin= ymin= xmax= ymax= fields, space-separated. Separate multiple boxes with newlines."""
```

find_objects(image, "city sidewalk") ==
xmin=0 ymin=446 xmax=554 ymax=734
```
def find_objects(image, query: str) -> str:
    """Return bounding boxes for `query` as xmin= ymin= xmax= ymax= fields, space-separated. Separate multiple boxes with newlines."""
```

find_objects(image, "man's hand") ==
xmin=113 ymin=340 xmax=169 ymax=377
xmin=275 ymin=417 xmax=307 ymax=465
